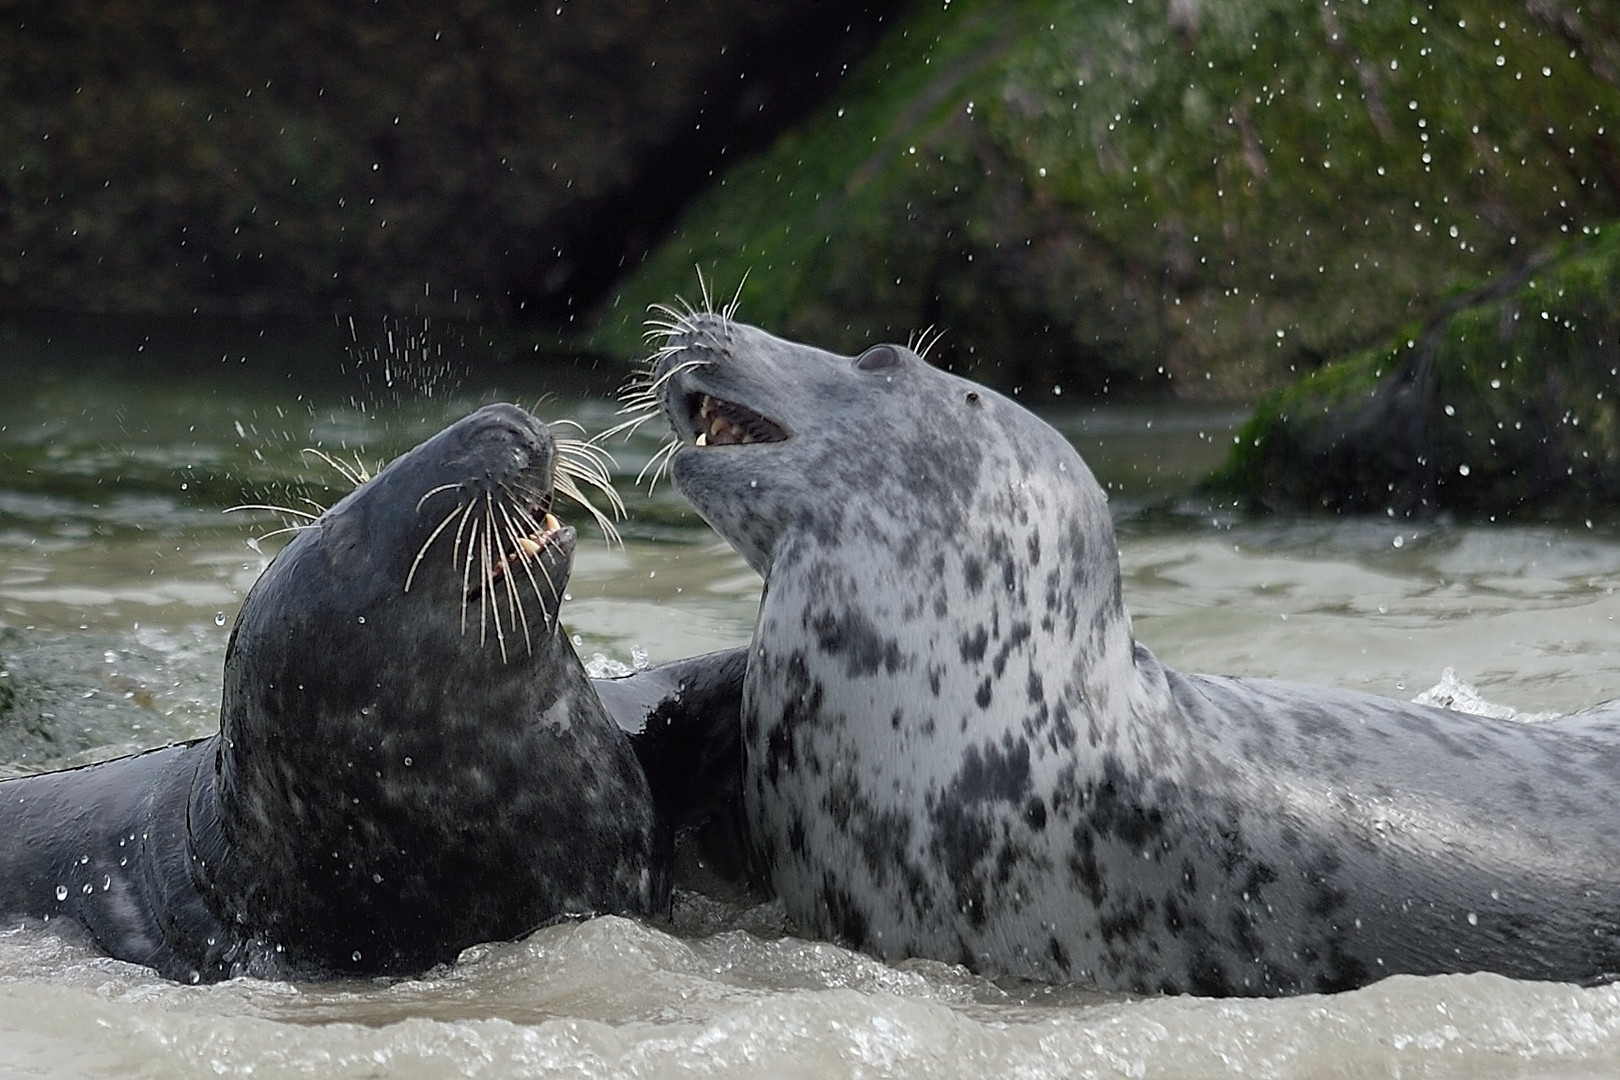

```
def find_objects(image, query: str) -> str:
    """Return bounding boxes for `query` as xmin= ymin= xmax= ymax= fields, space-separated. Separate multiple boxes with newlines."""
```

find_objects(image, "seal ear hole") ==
xmin=965 ymin=391 xmax=981 ymax=405
xmin=855 ymin=344 xmax=900 ymax=372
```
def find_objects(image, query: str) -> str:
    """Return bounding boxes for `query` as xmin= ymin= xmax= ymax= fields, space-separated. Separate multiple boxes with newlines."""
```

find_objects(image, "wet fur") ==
xmin=652 ymin=313 xmax=1620 ymax=997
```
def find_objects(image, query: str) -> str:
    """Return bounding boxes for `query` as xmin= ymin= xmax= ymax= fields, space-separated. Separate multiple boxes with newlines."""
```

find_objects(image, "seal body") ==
xmin=0 ymin=404 xmax=740 ymax=982
xmin=654 ymin=313 xmax=1620 ymax=997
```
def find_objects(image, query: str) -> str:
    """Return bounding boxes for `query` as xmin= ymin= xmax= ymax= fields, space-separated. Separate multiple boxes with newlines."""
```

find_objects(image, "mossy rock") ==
xmin=592 ymin=0 xmax=1620 ymax=398
xmin=1209 ymin=225 xmax=1620 ymax=518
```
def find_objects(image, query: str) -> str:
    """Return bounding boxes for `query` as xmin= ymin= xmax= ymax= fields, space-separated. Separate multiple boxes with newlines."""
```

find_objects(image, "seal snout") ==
xmin=686 ymin=392 xmax=789 ymax=448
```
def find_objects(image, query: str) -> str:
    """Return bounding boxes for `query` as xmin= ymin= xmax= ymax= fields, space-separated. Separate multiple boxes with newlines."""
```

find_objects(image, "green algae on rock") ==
xmin=594 ymin=0 xmax=1620 ymax=397
xmin=1209 ymin=225 xmax=1620 ymax=518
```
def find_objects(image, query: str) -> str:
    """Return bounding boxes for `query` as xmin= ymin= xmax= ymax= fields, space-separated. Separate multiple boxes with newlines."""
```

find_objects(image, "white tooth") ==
xmin=542 ymin=513 xmax=561 ymax=533
xmin=516 ymin=536 xmax=543 ymax=558
xmin=695 ymin=431 xmax=708 ymax=447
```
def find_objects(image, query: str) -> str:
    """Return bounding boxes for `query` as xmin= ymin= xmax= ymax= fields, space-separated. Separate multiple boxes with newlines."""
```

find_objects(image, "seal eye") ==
xmin=855 ymin=345 xmax=900 ymax=372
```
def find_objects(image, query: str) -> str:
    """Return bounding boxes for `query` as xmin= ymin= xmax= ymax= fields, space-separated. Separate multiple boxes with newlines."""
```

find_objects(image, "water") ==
xmin=2 ymin=318 xmax=1619 ymax=1078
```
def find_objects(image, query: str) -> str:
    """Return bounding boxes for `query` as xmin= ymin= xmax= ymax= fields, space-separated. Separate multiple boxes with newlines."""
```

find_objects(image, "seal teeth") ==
xmin=515 ymin=536 xmax=543 ymax=558
xmin=692 ymin=393 xmax=782 ymax=447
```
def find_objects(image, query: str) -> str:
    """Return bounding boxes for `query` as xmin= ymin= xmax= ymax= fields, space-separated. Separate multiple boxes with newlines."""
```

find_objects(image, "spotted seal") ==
xmin=648 ymin=311 xmax=1620 ymax=997
xmin=0 ymin=403 xmax=745 ymax=983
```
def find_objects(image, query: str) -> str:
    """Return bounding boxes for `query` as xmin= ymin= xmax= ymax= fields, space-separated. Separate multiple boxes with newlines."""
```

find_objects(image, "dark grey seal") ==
xmin=0 ymin=403 xmax=743 ymax=983
xmin=649 ymin=310 xmax=1620 ymax=997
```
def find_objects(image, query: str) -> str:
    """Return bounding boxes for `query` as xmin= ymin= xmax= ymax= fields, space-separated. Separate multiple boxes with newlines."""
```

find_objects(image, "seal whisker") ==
xmin=721 ymin=268 xmax=750 ymax=322
xmin=636 ymin=437 xmax=682 ymax=493
xmin=908 ymin=325 xmax=946 ymax=361
xmin=404 ymin=500 xmax=471 ymax=594
xmin=224 ymin=503 xmax=322 ymax=521
xmin=508 ymin=501 xmax=564 ymax=632
xmin=415 ymin=481 xmax=467 ymax=514
xmin=456 ymin=499 xmax=482 ymax=638
xmin=482 ymin=494 xmax=511 ymax=661
xmin=554 ymin=440 xmax=625 ymax=547
xmin=494 ymin=501 xmax=534 ymax=657
xmin=301 ymin=447 xmax=376 ymax=490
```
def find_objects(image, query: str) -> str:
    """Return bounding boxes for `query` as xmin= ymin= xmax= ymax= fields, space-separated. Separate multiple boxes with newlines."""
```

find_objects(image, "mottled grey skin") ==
xmin=655 ymin=313 xmax=1620 ymax=997
xmin=0 ymin=404 xmax=717 ymax=983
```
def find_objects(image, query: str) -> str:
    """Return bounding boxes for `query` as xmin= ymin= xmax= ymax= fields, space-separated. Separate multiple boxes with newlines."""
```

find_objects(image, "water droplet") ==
xmin=1467 ymin=912 xmax=1479 ymax=926
xmin=54 ymin=885 xmax=67 ymax=902
xmin=1392 ymin=535 xmax=1405 ymax=548
xmin=214 ymin=613 xmax=227 ymax=627
xmin=352 ymin=950 xmax=363 ymax=962
xmin=1458 ymin=464 xmax=1471 ymax=476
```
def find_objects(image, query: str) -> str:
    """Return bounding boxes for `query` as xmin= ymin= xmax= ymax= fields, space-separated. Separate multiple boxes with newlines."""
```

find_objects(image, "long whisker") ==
xmin=495 ymin=500 xmax=535 ymax=655
xmin=509 ymin=502 xmax=564 ymax=631
xmin=224 ymin=504 xmax=322 ymax=521
xmin=415 ymin=481 xmax=466 ymax=514
xmin=405 ymin=500 xmax=467 ymax=594
xmin=301 ymin=448 xmax=375 ymax=490
xmin=481 ymin=494 xmax=508 ymax=662
xmin=457 ymin=500 xmax=481 ymax=638
xmin=723 ymin=268 xmax=750 ymax=321
xmin=243 ymin=523 xmax=313 ymax=544
xmin=637 ymin=437 xmax=682 ymax=493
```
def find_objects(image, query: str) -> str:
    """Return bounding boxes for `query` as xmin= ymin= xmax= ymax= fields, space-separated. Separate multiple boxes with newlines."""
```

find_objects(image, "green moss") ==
xmin=1210 ymin=225 xmax=1620 ymax=517
xmin=592 ymin=0 xmax=1620 ymax=396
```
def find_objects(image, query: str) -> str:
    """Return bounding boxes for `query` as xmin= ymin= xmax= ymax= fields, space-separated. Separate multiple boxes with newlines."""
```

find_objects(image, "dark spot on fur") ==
xmin=975 ymin=677 xmax=993 ymax=708
xmin=963 ymin=556 xmax=985 ymax=594
xmin=1048 ymin=936 xmax=1070 ymax=972
xmin=959 ymin=626 xmax=989 ymax=664
xmin=809 ymin=609 xmax=907 ymax=677
xmin=1024 ymin=796 xmax=1047 ymax=831
xmin=991 ymin=620 xmax=1031 ymax=678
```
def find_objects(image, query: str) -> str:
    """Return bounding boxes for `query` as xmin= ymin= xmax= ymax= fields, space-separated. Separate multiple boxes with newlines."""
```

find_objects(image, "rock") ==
xmin=0 ymin=0 xmax=898 ymax=321
xmin=1207 ymin=226 xmax=1620 ymax=518
xmin=591 ymin=0 xmax=1620 ymax=396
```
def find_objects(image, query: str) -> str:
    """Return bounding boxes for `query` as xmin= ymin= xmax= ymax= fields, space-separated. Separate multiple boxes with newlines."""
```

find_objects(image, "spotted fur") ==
xmin=653 ymin=313 xmax=1620 ymax=997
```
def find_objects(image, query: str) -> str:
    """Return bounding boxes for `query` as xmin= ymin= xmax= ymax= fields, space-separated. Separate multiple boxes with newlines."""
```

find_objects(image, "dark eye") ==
xmin=855 ymin=344 xmax=900 ymax=372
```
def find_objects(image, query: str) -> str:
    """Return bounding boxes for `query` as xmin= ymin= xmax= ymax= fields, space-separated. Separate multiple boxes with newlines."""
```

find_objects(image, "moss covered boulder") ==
xmin=593 ymin=0 xmax=1620 ymax=397
xmin=1210 ymin=225 xmax=1620 ymax=518
xmin=0 ymin=1 xmax=896 ymax=321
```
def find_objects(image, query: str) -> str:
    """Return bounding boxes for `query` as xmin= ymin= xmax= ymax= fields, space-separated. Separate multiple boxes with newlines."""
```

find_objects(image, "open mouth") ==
xmin=687 ymin=393 xmax=789 ymax=447
xmin=475 ymin=508 xmax=566 ymax=601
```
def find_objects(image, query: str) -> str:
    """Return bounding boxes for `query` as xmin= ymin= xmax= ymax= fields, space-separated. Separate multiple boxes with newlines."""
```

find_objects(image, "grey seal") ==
xmin=0 ymin=403 xmax=744 ymax=983
xmin=648 ymin=310 xmax=1620 ymax=997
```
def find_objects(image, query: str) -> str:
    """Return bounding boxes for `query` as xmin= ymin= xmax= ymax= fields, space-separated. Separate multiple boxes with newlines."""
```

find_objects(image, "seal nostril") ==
xmin=855 ymin=345 xmax=900 ymax=372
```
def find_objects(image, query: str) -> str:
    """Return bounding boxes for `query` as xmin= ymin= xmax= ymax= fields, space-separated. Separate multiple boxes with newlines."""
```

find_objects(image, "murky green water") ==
xmin=2 ymin=316 xmax=1619 ymax=1078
